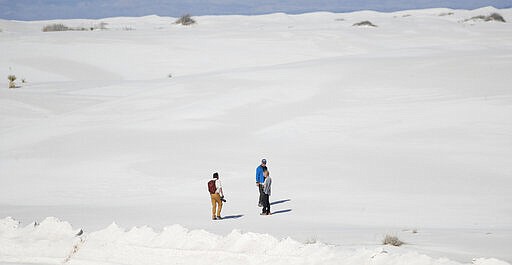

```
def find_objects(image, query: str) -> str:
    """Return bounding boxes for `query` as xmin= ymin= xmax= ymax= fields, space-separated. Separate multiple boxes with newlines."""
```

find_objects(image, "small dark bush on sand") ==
xmin=42 ymin=23 xmax=70 ymax=32
xmin=465 ymin=13 xmax=506 ymax=23
xmin=175 ymin=14 xmax=196 ymax=25
xmin=383 ymin=235 xmax=404 ymax=246
xmin=353 ymin=21 xmax=377 ymax=27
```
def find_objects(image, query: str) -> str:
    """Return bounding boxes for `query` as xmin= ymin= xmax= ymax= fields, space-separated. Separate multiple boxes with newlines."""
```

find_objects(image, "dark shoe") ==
xmin=212 ymin=216 xmax=217 ymax=220
xmin=267 ymin=212 xmax=272 ymax=215
xmin=216 ymin=216 xmax=222 ymax=220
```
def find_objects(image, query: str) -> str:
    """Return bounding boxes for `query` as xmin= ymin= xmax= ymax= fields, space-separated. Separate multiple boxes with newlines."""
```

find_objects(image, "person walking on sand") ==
xmin=256 ymin=159 xmax=268 ymax=207
xmin=208 ymin=172 xmax=224 ymax=220
xmin=261 ymin=170 xmax=272 ymax=215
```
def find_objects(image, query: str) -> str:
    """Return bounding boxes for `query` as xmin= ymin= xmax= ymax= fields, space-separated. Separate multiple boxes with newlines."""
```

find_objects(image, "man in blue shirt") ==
xmin=256 ymin=159 xmax=268 ymax=207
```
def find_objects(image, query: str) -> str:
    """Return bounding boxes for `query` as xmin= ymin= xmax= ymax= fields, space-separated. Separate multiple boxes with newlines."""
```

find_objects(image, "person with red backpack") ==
xmin=208 ymin=172 xmax=225 ymax=220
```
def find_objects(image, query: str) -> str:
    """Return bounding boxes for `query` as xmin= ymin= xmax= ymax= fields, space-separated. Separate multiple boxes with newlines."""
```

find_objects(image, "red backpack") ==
xmin=208 ymin=180 xmax=216 ymax=194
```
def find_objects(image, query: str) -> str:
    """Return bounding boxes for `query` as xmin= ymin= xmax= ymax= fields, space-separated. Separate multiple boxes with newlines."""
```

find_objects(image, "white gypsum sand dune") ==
xmin=0 ymin=217 xmax=510 ymax=265
xmin=0 ymin=7 xmax=511 ymax=264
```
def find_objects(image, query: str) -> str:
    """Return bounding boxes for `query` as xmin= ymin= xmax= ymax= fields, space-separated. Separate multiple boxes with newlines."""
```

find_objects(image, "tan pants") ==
xmin=211 ymin=193 xmax=223 ymax=218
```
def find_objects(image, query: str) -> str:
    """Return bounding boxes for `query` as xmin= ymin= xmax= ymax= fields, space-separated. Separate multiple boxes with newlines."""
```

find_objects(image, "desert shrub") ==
xmin=383 ymin=235 xmax=404 ymax=246
xmin=304 ymin=237 xmax=317 ymax=244
xmin=74 ymin=22 xmax=108 ymax=31
xmin=175 ymin=14 xmax=196 ymax=25
xmin=42 ymin=23 xmax=70 ymax=32
xmin=8 ymin=75 xmax=16 ymax=88
xmin=353 ymin=20 xmax=377 ymax=27
xmin=394 ymin=14 xmax=411 ymax=18
xmin=470 ymin=15 xmax=487 ymax=20
xmin=488 ymin=13 xmax=506 ymax=22
xmin=97 ymin=22 xmax=108 ymax=30
xmin=439 ymin=12 xmax=454 ymax=16
xmin=465 ymin=13 xmax=506 ymax=23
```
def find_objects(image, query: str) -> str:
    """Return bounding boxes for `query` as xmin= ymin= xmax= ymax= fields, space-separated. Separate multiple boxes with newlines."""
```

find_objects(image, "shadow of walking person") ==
xmin=221 ymin=215 xmax=244 ymax=219
xmin=270 ymin=199 xmax=291 ymax=205
xmin=272 ymin=209 xmax=292 ymax=214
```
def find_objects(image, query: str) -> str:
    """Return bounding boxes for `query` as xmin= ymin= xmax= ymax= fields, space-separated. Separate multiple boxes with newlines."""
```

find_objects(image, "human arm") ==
xmin=256 ymin=166 xmax=264 ymax=184
xmin=263 ymin=177 xmax=272 ymax=196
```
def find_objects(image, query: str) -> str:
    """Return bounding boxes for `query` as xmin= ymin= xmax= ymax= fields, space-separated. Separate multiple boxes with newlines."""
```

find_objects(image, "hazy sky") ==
xmin=1 ymin=0 xmax=511 ymax=20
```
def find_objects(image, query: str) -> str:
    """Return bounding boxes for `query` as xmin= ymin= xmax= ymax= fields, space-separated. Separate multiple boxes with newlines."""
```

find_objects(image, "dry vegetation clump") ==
xmin=175 ymin=14 xmax=196 ymax=25
xmin=465 ymin=13 xmax=506 ymax=23
xmin=95 ymin=22 xmax=109 ymax=30
xmin=87 ymin=22 xmax=109 ymax=31
xmin=439 ymin=12 xmax=454 ymax=16
xmin=8 ymin=75 xmax=17 ymax=88
xmin=42 ymin=23 xmax=70 ymax=32
xmin=42 ymin=22 xmax=110 ymax=32
xmin=304 ymin=237 xmax=317 ymax=244
xmin=382 ymin=235 xmax=404 ymax=246
xmin=488 ymin=13 xmax=506 ymax=22
xmin=471 ymin=15 xmax=488 ymax=20
xmin=353 ymin=20 xmax=377 ymax=27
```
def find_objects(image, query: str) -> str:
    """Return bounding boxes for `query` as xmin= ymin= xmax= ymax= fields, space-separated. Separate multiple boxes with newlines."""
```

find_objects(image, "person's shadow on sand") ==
xmin=269 ymin=199 xmax=292 ymax=215
xmin=272 ymin=209 xmax=292 ymax=214
xmin=270 ymin=199 xmax=291 ymax=205
xmin=222 ymin=215 xmax=244 ymax=219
